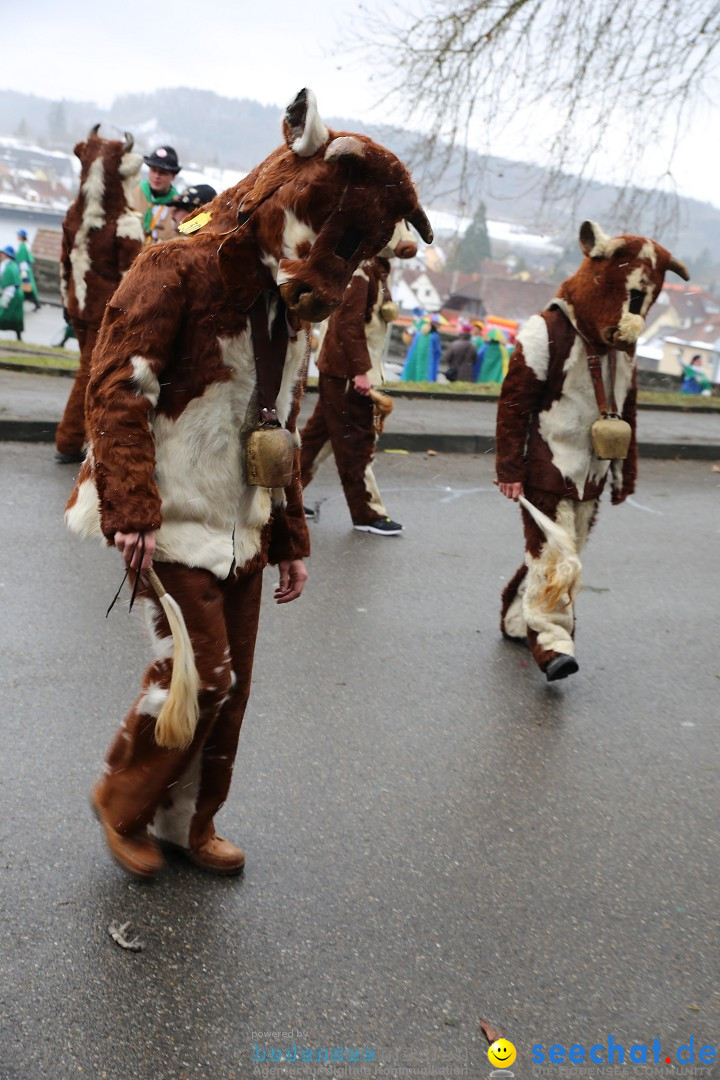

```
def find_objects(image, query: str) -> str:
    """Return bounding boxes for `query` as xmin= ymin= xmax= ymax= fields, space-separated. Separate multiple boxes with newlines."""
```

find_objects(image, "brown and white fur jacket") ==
xmin=65 ymin=242 xmax=310 ymax=579
xmin=496 ymin=303 xmax=637 ymax=503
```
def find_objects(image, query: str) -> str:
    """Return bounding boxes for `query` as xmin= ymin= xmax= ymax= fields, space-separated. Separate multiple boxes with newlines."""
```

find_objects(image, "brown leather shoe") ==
xmin=91 ymin=787 xmax=164 ymax=880
xmin=187 ymin=834 xmax=245 ymax=876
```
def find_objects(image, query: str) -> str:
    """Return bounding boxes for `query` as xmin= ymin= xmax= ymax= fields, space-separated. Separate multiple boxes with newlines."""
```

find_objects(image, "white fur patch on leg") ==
xmin=148 ymin=751 xmax=202 ymax=849
xmin=363 ymin=463 xmax=387 ymax=517
xmin=521 ymin=499 xmax=580 ymax=656
xmin=503 ymin=574 xmax=528 ymax=639
xmin=137 ymin=682 xmax=169 ymax=718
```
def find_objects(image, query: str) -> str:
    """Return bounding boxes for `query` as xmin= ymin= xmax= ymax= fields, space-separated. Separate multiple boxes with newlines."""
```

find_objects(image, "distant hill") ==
xmin=2 ymin=86 xmax=719 ymax=281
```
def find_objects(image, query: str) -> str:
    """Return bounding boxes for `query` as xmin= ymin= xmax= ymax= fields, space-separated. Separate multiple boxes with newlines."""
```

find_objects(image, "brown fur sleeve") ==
xmin=612 ymin=364 xmax=638 ymax=504
xmin=267 ymin=362 xmax=311 ymax=564
xmin=495 ymin=340 xmax=546 ymax=484
xmin=317 ymin=271 xmax=372 ymax=378
xmin=86 ymin=260 xmax=184 ymax=539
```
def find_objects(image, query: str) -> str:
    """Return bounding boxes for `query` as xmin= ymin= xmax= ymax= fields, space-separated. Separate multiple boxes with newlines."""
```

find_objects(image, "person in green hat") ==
xmin=16 ymin=229 xmax=41 ymax=310
xmin=0 ymin=246 xmax=24 ymax=340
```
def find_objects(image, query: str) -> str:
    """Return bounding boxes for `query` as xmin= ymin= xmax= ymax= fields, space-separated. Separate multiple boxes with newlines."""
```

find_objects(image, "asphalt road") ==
xmin=0 ymin=446 xmax=718 ymax=1080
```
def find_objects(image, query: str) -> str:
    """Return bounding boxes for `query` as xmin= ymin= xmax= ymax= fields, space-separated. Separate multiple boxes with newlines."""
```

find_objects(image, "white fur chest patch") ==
xmin=150 ymin=326 xmax=307 ymax=576
xmin=67 ymin=322 xmax=308 ymax=579
xmin=538 ymin=338 xmax=631 ymax=492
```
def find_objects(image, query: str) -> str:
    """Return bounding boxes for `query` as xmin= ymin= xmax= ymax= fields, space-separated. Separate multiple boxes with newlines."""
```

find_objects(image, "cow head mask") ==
xmin=217 ymin=89 xmax=432 ymax=321
xmin=72 ymin=125 xmax=142 ymax=192
xmin=558 ymin=220 xmax=690 ymax=354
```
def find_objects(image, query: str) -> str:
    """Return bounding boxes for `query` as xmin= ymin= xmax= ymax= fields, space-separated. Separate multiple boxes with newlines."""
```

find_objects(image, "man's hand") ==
xmin=498 ymin=481 xmax=524 ymax=501
xmin=353 ymin=373 xmax=372 ymax=396
xmin=274 ymin=559 xmax=308 ymax=604
xmin=114 ymin=530 xmax=156 ymax=571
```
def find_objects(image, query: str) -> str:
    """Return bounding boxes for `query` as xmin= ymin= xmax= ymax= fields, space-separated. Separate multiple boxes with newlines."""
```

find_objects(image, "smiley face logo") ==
xmin=487 ymin=1039 xmax=516 ymax=1068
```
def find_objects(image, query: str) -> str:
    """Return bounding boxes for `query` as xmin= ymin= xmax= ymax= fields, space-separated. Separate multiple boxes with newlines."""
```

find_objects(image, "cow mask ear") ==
xmin=579 ymin=220 xmax=611 ymax=259
xmin=284 ymin=88 xmax=329 ymax=158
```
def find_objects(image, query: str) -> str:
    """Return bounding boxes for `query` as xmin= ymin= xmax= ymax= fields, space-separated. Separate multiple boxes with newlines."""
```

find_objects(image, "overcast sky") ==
xmin=2 ymin=0 xmax=719 ymax=210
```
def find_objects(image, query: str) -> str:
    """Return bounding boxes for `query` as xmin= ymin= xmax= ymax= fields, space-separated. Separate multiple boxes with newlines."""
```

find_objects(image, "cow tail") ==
xmin=145 ymin=568 xmax=200 ymax=749
xmin=519 ymin=496 xmax=581 ymax=611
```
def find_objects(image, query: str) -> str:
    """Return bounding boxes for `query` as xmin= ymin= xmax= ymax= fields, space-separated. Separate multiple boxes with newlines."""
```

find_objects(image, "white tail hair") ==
xmin=519 ymin=496 xmax=582 ymax=610
xmin=145 ymin=568 xmax=200 ymax=749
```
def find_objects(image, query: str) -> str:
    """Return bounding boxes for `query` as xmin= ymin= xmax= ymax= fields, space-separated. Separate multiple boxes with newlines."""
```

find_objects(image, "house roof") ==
xmin=661 ymin=283 xmax=720 ymax=323
xmin=445 ymin=276 xmax=557 ymax=323
xmin=662 ymin=318 xmax=720 ymax=347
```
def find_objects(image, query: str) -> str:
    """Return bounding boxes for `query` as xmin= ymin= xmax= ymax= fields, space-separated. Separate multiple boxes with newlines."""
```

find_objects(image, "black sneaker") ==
xmin=353 ymin=517 xmax=403 ymax=536
xmin=303 ymin=505 xmax=316 ymax=519
xmin=55 ymin=450 xmax=86 ymax=464
xmin=545 ymin=655 xmax=579 ymax=682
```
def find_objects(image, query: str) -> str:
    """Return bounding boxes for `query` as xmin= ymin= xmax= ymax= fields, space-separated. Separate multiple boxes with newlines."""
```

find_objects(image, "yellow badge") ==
xmin=178 ymin=211 xmax=212 ymax=235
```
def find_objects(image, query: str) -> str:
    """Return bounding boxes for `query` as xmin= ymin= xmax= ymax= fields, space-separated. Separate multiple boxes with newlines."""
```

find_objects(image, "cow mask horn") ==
xmin=407 ymin=207 xmax=433 ymax=245
xmin=667 ymin=255 xmax=690 ymax=281
xmin=87 ymin=123 xmax=101 ymax=139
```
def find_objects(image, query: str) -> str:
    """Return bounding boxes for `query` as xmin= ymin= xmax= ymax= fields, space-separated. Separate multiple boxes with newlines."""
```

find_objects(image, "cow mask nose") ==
xmin=279 ymin=281 xmax=338 ymax=322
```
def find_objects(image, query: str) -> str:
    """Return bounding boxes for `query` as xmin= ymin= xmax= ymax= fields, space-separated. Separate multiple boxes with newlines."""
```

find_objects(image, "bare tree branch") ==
xmin=345 ymin=0 xmax=720 ymax=230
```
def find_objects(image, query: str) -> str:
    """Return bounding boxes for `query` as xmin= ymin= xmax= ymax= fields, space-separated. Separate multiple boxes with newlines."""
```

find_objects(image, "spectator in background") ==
xmin=477 ymin=327 xmax=509 ymax=384
xmin=132 ymin=146 xmax=182 ymax=244
xmin=401 ymin=313 xmax=442 ymax=382
xmin=0 ymin=245 xmax=24 ymax=341
xmin=168 ymin=184 xmax=217 ymax=231
xmin=16 ymin=229 xmax=41 ymax=310
xmin=680 ymin=354 xmax=712 ymax=396
xmin=444 ymin=320 xmax=478 ymax=382
xmin=400 ymin=306 xmax=426 ymax=349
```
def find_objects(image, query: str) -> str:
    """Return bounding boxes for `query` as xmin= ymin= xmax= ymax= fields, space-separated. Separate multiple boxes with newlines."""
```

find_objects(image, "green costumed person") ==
xmin=16 ymin=229 xmax=41 ymax=310
xmin=401 ymin=314 xmax=442 ymax=382
xmin=477 ymin=328 xmax=509 ymax=384
xmin=0 ymin=246 xmax=24 ymax=340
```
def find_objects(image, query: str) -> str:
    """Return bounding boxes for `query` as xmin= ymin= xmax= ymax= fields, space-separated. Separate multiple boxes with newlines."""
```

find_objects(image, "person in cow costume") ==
xmin=496 ymin=221 xmax=689 ymax=681
xmin=299 ymin=220 xmax=419 ymax=534
xmin=56 ymin=127 xmax=145 ymax=463
xmin=65 ymin=89 xmax=432 ymax=879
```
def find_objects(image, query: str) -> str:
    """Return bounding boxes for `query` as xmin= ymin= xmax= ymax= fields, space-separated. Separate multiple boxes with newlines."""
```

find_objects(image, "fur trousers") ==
xmin=300 ymin=374 xmax=387 ymax=525
xmin=501 ymin=490 xmax=599 ymax=671
xmin=55 ymin=321 xmax=98 ymax=457
xmin=93 ymin=563 xmax=263 ymax=851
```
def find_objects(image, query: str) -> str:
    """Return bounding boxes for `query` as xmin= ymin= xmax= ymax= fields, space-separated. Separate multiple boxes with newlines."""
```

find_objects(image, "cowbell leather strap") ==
xmin=587 ymin=350 xmax=619 ymax=417
xmin=248 ymin=293 xmax=289 ymax=426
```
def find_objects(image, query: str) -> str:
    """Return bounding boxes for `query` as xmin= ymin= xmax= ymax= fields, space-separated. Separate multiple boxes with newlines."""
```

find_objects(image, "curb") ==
xmin=2 ymin=358 xmax=720 ymax=411
xmin=3 ymin=419 xmax=718 ymax=460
